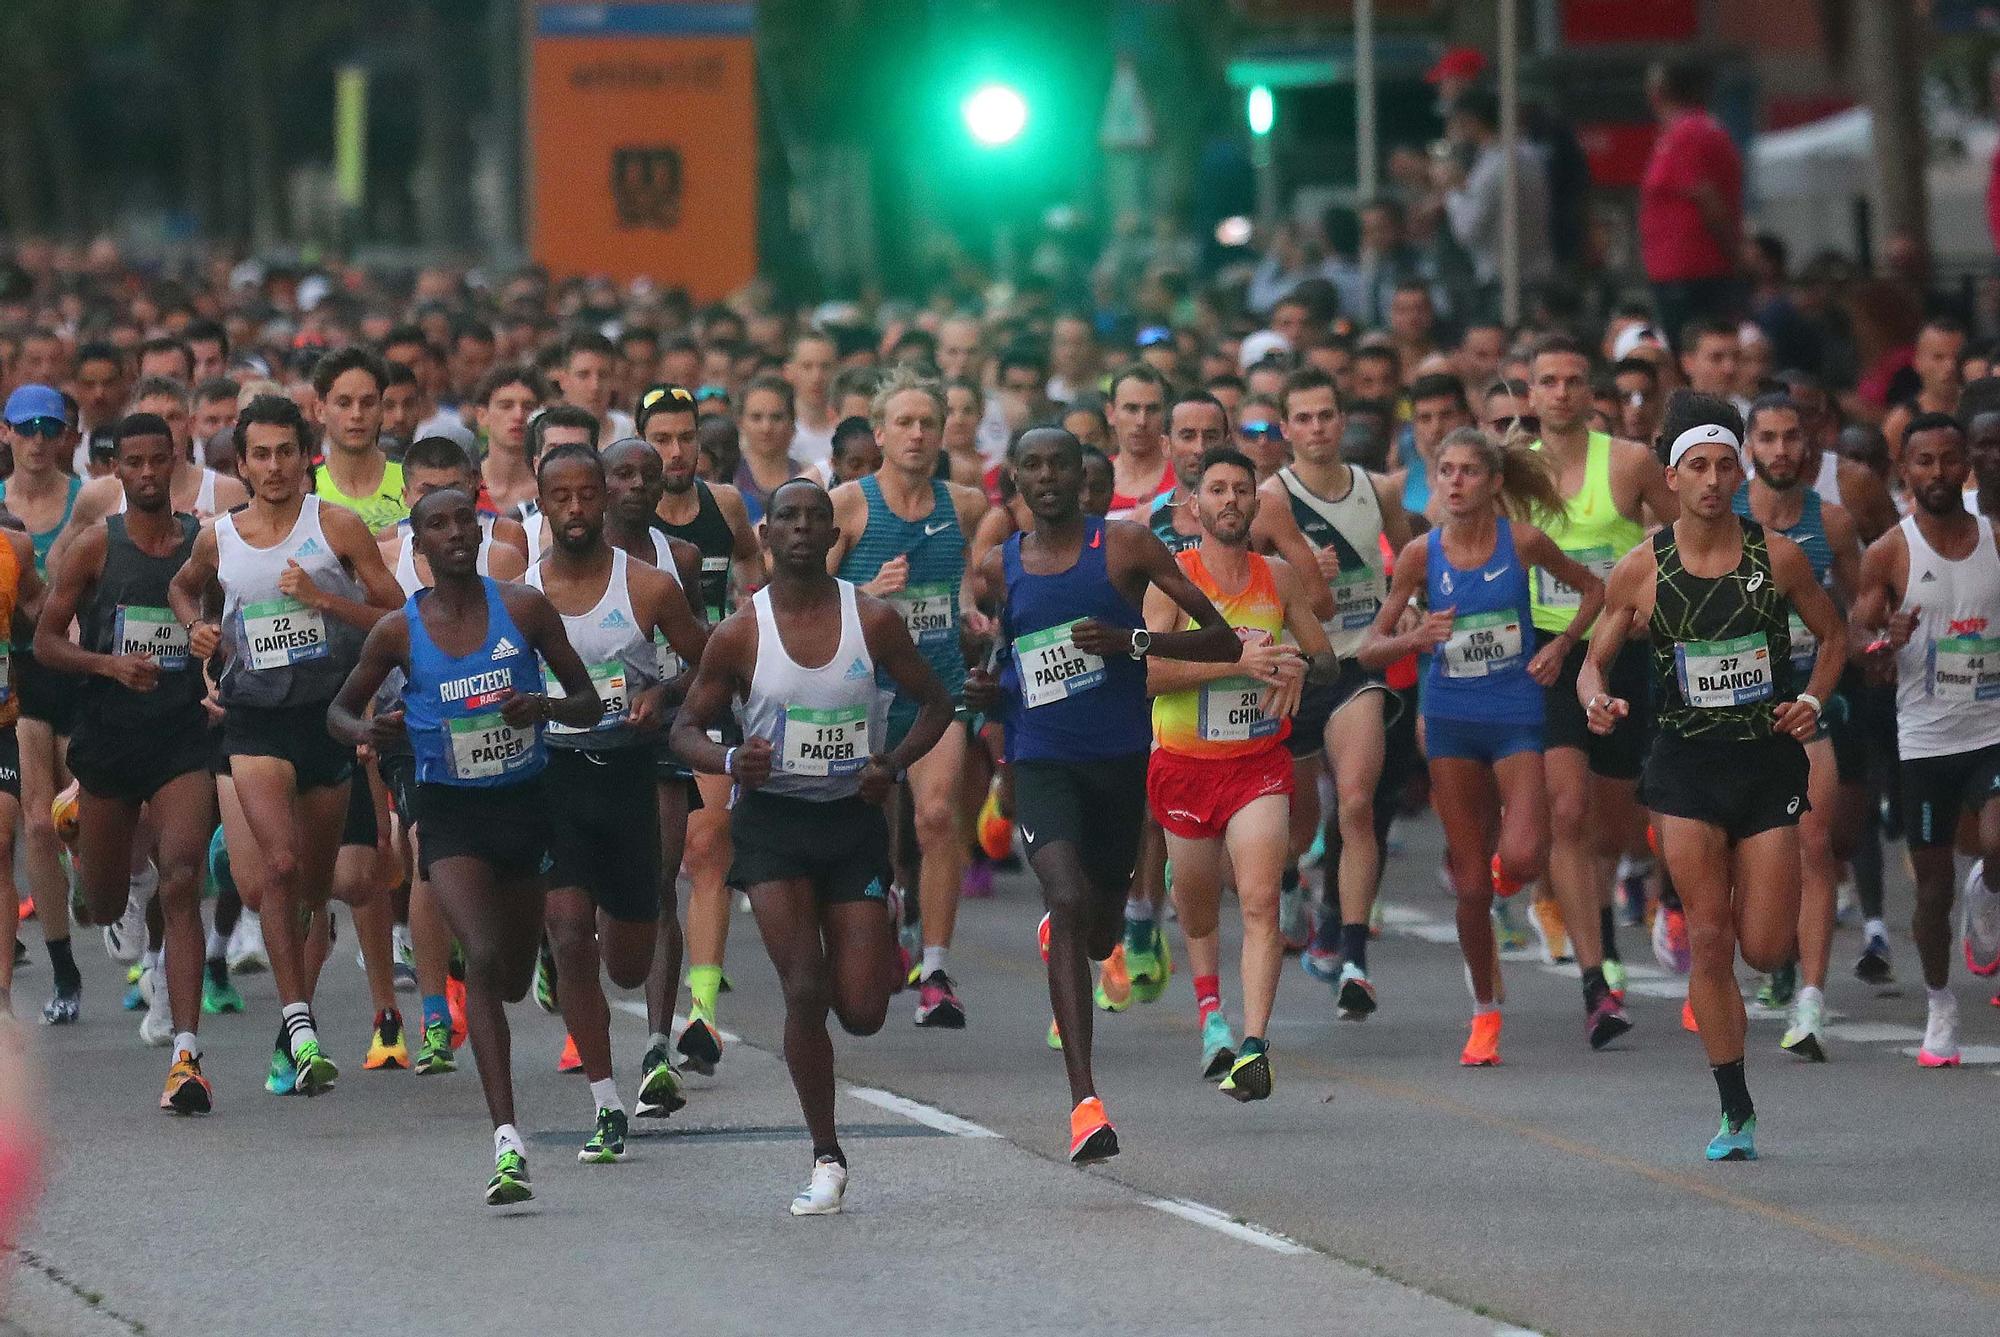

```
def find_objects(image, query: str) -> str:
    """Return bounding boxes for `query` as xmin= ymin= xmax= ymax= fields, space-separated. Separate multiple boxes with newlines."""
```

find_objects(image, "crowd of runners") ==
xmin=2 ymin=245 xmax=1999 ymax=1220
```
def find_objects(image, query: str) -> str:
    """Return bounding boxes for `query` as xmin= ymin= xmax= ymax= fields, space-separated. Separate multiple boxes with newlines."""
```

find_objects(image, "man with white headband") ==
xmin=1581 ymin=390 xmax=1845 ymax=1164
xmin=1525 ymin=333 xmax=1678 ymax=1049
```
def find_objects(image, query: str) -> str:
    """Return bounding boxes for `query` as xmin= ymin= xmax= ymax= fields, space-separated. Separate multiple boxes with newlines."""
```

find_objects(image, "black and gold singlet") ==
xmin=1648 ymin=517 xmax=1793 ymax=742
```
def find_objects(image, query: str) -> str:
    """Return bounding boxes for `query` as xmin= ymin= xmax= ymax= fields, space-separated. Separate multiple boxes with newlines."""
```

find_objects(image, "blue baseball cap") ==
xmin=4 ymin=384 xmax=65 ymax=426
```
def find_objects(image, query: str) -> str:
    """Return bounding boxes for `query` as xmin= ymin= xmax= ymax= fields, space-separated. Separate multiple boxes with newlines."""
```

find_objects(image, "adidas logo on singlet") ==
xmin=492 ymin=637 xmax=520 ymax=659
xmin=602 ymin=609 xmax=631 ymax=630
xmin=297 ymin=537 xmax=324 ymax=557
xmin=1921 ymin=570 xmax=1939 ymax=582
xmin=844 ymin=658 xmax=870 ymax=681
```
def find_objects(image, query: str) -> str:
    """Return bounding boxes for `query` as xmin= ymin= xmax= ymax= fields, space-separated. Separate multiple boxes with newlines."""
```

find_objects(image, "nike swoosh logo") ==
xmin=1483 ymin=569 xmax=1505 ymax=581
xmin=923 ymin=521 xmax=952 ymax=537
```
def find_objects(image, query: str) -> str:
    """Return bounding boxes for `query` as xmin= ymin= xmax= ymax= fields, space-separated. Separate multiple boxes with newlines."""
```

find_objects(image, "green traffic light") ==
xmin=1247 ymin=84 xmax=1274 ymax=137
xmin=963 ymin=83 xmax=1028 ymax=147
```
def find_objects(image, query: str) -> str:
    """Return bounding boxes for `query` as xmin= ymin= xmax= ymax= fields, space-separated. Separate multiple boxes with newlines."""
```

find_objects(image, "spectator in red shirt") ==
xmin=1640 ymin=57 xmax=1744 ymax=351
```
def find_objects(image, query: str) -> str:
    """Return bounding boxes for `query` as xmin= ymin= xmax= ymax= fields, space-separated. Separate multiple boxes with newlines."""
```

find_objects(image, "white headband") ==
xmin=1668 ymin=423 xmax=1741 ymax=468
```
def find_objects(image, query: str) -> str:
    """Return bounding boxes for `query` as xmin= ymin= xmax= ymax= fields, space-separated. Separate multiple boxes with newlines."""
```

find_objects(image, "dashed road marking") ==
xmin=1142 ymin=1195 xmax=1314 ymax=1255
xmin=847 ymin=1087 xmax=1001 ymax=1137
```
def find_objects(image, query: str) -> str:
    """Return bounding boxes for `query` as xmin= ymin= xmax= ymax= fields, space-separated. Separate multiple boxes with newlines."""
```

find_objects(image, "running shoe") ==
xmin=1068 ymin=1096 xmax=1118 ymax=1164
xmin=227 ymin=911 xmax=268 ymax=974
xmin=1335 ymin=962 xmax=1377 ymax=1021
xmin=677 ymin=1013 xmax=723 ymax=1076
xmin=790 ymin=1156 xmax=848 ymax=1215
xmin=102 ymin=897 xmax=146 ymax=964
xmin=1037 ymin=911 xmax=1052 ymax=963
xmin=1368 ymin=896 xmax=1384 ymax=938
xmin=1199 ymin=1011 xmax=1236 ymax=1081
xmin=1651 ymin=903 xmax=1691 ymax=975
xmin=364 ymin=1010 xmax=408 ymax=1070
xmin=42 ymin=981 xmax=80 ymax=1025
xmin=1602 ymin=958 xmax=1628 ymax=1003
xmin=291 ymin=1037 xmax=338 ymax=1095
xmin=1279 ymin=878 xmax=1312 ymax=952
xmin=160 ymin=1050 xmax=212 ymax=1115
xmin=1528 ymin=895 xmax=1571 ymax=964
xmin=1046 ymin=1018 xmax=1063 ymax=1050
xmin=636 ymin=1045 xmax=686 ymax=1118
xmin=557 ymin=1033 xmax=582 ymax=1073
xmin=391 ymin=923 xmax=417 ymax=993
xmin=1489 ymin=852 xmax=1525 ymax=899
xmin=1460 ymin=1011 xmax=1502 ymax=1066
xmin=413 ymin=1020 xmax=456 ymax=1075
xmin=579 ymin=1107 xmax=628 ymax=1164
xmin=1219 ymin=1048 xmax=1272 ymax=1102
xmin=202 ymin=964 xmax=244 ymax=1015
xmin=1964 ymin=859 xmax=2000 ymax=976
xmin=1755 ymin=962 xmax=1797 ymax=1009
xmin=1491 ymin=897 xmax=1530 ymax=952
xmin=895 ymin=886 xmax=921 ymax=987
xmin=1300 ymin=944 xmax=1342 ymax=982
xmin=1780 ymin=995 xmax=1827 ymax=1062
xmin=913 ymin=971 xmax=967 ymax=1028
xmin=1681 ymin=998 xmax=1699 ymax=1033
xmin=977 ymin=779 xmax=1013 ymax=862
xmin=1125 ymin=925 xmax=1166 ymax=1005
xmin=446 ymin=975 xmax=468 ymax=1049
xmin=14 ymin=894 xmax=28 ymax=922
xmin=139 ymin=967 xmax=173 ymax=1047
xmin=1705 ymin=1115 xmax=1757 ymax=1162
xmin=533 ymin=937 xmax=558 ymax=1014
xmin=123 ymin=973 xmax=146 ymax=1011
xmin=265 ymin=1036 xmax=298 ymax=1096
xmin=1586 ymin=994 xmax=1632 ymax=1050
xmin=1617 ymin=858 xmax=1651 ymax=926
xmin=1855 ymin=932 xmax=1893 ymax=985
xmin=1093 ymin=943 xmax=1133 ymax=1012
xmin=1918 ymin=995 xmax=1962 ymax=1068
xmin=486 ymin=1149 xmax=533 ymax=1206
xmin=961 ymin=860 xmax=996 ymax=899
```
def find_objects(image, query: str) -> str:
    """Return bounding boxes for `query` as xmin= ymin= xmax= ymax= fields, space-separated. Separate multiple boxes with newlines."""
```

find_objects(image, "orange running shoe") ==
xmin=1094 ymin=943 xmax=1132 ymax=1012
xmin=1460 ymin=1011 xmax=1502 ymax=1066
xmin=1068 ymin=1096 xmax=1118 ymax=1164
xmin=1490 ymin=853 xmax=1525 ymax=899
xmin=16 ymin=895 xmax=32 ymax=922
xmin=558 ymin=1033 xmax=582 ymax=1073
xmin=446 ymin=976 xmax=468 ymax=1049
xmin=977 ymin=779 xmax=1014 ymax=862
xmin=160 ymin=1050 xmax=213 ymax=1114
xmin=1681 ymin=998 xmax=1699 ymax=1033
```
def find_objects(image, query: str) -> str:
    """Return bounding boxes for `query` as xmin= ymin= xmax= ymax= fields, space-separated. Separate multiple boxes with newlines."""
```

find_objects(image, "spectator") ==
xmin=1640 ymin=56 xmax=1744 ymax=344
xmin=1437 ymin=88 xmax=1552 ymax=319
xmin=1744 ymin=233 xmax=1823 ymax=376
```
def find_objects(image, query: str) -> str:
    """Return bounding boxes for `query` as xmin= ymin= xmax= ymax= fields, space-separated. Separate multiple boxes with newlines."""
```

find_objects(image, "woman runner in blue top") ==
xmin=1361 ymin=427 xmax=1605 ymax=1066
xmin=331 ymin=486 xmax=602 ymax=1209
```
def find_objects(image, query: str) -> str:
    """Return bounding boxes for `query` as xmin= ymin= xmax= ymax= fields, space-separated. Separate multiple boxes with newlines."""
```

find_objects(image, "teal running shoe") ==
xmin=1756 ymin=962 xmax=1797 ymax=1009
xmin=202 ymin=972 xmax=245 ymax=1015
xmin=1705 ymin=1115 xmax=1757 ymax=1162
xmin=123 ymin=976 xmax=146 ymax=1011
xmin=1492 ymin=897 xmax=1531 ymax=952
xmin=266 ymin=1037 xmax=298 ymax=1096
xmin=1199 ymin=1011 xmax=1236 ymax=1082
xmin=487 ymin=1148 xmax=533 ymax=1205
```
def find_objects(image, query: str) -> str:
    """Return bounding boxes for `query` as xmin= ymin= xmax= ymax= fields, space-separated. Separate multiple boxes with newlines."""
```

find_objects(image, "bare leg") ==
xmin=149 ymin=772 xmax=217 ymax=1038
xmin=427 ymin=855 xmax=544 ymax=1128
xmin=1795 ymin=739 xmax=1839 ymax=993
xmin=645 ymin=780 xmax=691 ymax=1035
xmin=1221 ymin=795 xmax=1291 ymax=1039
xmin=1033 ymin=840 xmax=1127 ymax=1105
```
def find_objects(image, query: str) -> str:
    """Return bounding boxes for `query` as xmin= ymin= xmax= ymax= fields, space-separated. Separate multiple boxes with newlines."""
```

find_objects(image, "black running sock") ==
xmin=1240 ymin=1035 xmax=1267 ymax=1057
xmin=206 ymin=956 xmax=229 ymax=987
xmin=1711 ymin=1058 xmax=1754 ymax=1127
xmin=1600 ymin=907 xmax=1621 ymax=963
xmin=1339 ymin=923 xmax=1369 ymax=973
xmin=46 ymin=937 xmax=79 ymax=992
xmin=1311 ymin=913 xmax=1342 ymax=954
xmin=1581 ymin=966 xmax=1610 ymax=1009
xmin=813 ymin=1143 xmax=847 ymax=1167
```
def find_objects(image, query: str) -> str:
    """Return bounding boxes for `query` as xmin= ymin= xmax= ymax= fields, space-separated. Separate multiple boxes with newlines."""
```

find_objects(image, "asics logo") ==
xmin=923 ymin=521 xmax=953 ymax=537
xmin=1786 ymin=795 xmax=1801 ymax=815
xmin=491 ymin=637 xmax=520 ymax=659
xmin=1744 ymin=571 xmax=1765 ymax=593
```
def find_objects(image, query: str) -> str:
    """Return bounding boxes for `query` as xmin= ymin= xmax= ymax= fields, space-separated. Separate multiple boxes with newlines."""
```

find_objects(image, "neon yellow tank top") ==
xmin=1152 ymin=548 xmax=1290 ymax=759
xmin=1528 ymin=431 xmax=1645 ymax=635
xmin=314 ymin=458 xmax=408 ymax=535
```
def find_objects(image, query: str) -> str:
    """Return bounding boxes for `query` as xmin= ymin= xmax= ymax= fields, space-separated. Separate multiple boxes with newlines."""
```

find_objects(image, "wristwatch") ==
xmin=1128 ymin=628 xmax=1152 ymax=660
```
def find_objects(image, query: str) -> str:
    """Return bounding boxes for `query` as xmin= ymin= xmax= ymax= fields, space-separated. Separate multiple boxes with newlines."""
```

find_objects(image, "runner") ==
xmin=1146 ymin=446 xmax=1337 ymax=1098
xmin=33 ymin=414 xmax=214 ymax=1111
xmin=965 ymin=426 xmax=1239 ymax=1164
xmin=1251 ymin=367 xmax=1412 ymax=1020
xmin=475 ymin=366 xmax=551 ymax=519
xmin=641 ymin=383 xmax=763 ymax=1073
xmin=600 ymin=433 xmax=711 ymax=1114
xmin=671 ymin=478 xmax=950 ymax=1215
xmin=311 ymin=347 xmax=408 ymax=534
xmin=736 ymin=375 xmax=807 ymax=522
xmin=330 ymin=486 xmax=602 ymax=1203
xmin=0 ymin=458 xmax=41 ymax=1018
xmin=1362 ymin=427 xmax=1602 ymax=1065
xmin=517 ymin=407 xmax=601 ymax=556
xmin=1525 ymin=333 xmax=1678 ymax=1047
xmin=527 ymin=443 xmax=706 ymax=1159
xmin=168 ymin=395 xmax=405 ymax=1096
xmin=1105 ymin=364 xmax=1177 ymax=519
xmin=1731 ymin=394 xmax=1861 ymax=1059
xmin=1581 ymin=391 xmax=1843 ymax=1160
xmin=829 ymin=370 xmax=990 ymax=1026
xmin=1850 ymin=412 xmax=2000 ymax=1069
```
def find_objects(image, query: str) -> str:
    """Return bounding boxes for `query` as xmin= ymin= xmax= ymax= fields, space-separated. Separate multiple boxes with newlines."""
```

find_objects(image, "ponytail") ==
xmin=1436 ymin=425 xmax=1564 ymax=523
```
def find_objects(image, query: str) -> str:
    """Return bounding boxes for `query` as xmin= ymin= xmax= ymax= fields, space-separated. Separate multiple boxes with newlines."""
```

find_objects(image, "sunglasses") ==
xmin=640 ymin=385 xmax=695 ymax=410
xmin=695 ymin=385 xmax=730 ymax=403
xmin=1239 ymin=422 xmax=1282 ymax=443
xmin=1488 ymin=414 xmax=1540 ymax=439
xmin=8 ymin=417 xmax=64 ymax=438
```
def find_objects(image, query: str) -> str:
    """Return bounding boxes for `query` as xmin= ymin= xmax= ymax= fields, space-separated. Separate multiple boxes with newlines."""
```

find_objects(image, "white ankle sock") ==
xmin=589 ymin=1077 xmax=622 ymax=1114
xmin=921 ymin=946 xmax=947 ymax=976
xmin=494 ymin=1123 xmax=525 ymax=1158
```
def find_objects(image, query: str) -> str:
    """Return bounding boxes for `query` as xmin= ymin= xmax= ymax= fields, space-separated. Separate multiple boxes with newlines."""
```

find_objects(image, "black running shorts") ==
xmin=1540 ymin=632 xmax=1650 ymax=780
xmin=1901 ymin=743 xmax=2000 ymax=852
xmin=221 ymin=701 xmax=354 ymax=792
xmin=1012 ymin=751 xmax=1150 ymax=897
xmin=413 ymin=777 xmax=549 ymax=881
xmin=71 ymin=706 xmax=210 ymax=805
xmin=728 ymin=789 xmax=889 ymax=906
xmin=1642 ymin=733 xmax=1809 ymax=842
xmin=545 ymin=747 xmax=662 ymax=923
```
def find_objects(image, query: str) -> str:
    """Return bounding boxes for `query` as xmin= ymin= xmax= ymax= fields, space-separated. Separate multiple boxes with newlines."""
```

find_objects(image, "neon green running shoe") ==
xmin=202 ymin=974 xmax=245 ymax=1015
xmin=578 ymin=1107 xmax=628 ymax=1164
xmin=1602 ymin=958 xmax=1628 ymax=999
xmin=1219 ymin=1046 xmax=1273 ymax=1102
xmin=1127 ymin=923 xmax=1168 ymax=1005
xmin=265 ymin=1037 xmax=297 ymax=1096
xmin=1200 ymin=1011 xmax=1236 ymax=1082
xmin=533 ymin=938 xmax=558 ymax=1014
xmin=414 ymin=1020 xmax=457 ymax=1075
xmin=635 ymin=1045 xmax=686 ymax=1119
xmin=1046 ymin=1017 xmax=1063 ymax=1050
xmin=486 ymin=1148 xmax=533 ymax=1204
xmin=291 ymin=1037 xmax=338 ymax=1096
xmin=1756 ymin=962 xmax=1797 ymax=1009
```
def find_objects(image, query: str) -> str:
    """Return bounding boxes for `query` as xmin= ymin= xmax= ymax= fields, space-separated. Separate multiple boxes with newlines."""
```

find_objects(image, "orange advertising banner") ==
xmin=528 ymin=1 xmax=757 ymax=298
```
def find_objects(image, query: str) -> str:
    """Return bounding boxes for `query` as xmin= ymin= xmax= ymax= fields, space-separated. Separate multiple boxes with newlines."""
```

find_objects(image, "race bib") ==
xmin=114 ymin=604 xmax=189 ymax=670
xmin=1442 ymin=610 xmax=1524 ymax=679
xmin=0 ymin=643 xmax=12 ymax=703
xmin=1535 ymin=546 xmax=1616 ymax=611
xmin=654 ymin=631 xmax=681 ymax=681
xmin=543 ymin=660 xmax=628 ymax=735
xmin=895 ymin=582 xmax=955 ymax=650
xmin=1329 ymin=565 xmax=1383 ymax=631
xmin=446 ymin=712 xmax=537 ymax=780
xmin=776 ymin=703 xmax=868 ymax=777
xmin=1197 ymin=678 xmax=1282 ymax=742
xmin=241 ymin=597 xmax=328 ymax=671
xmin=1014 ymin=619 xmax=1106 ymax=709
xmin=1787 ymin=609 xmax=1817 ymax=676
xmin=701 ymin=556 xmax=730 ymax=623
xmin=1674 ymin=633 xmax=1773 ymax=709
xmin=1927 ymin=634 xmax=2000 ymax=703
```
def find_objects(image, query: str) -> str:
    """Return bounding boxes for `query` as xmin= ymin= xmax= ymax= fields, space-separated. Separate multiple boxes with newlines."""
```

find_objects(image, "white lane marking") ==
xmin=847 ymin=1087 xmax=1001 ymax=1138
xmin=610 ymin=999 xmax=741 ymax=1045
xmin=1827 ymin=1022 xmax=1924 ymax=1044
xmin=1142 ymin=1195 xmax=1313 ymax=1255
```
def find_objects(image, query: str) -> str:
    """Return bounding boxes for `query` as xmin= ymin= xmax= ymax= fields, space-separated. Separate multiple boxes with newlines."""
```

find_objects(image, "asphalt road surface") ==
xmin=6 ymin=813 xmax=1994 ymax=1337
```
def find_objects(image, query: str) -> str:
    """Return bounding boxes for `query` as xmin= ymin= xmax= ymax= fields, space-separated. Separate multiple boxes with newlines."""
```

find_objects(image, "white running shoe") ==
xmin=1779 ymin=993 xmax=1827 ymax=1062
xmin=138 ymin=966 xmax=173 ymax=1047
xmin=392 ymin=922 xmax=417 ymax=992
xmin=102 ymin=896 xmax=147 ymax=964
xmin=227 ymin=911 xmax=268 ymax=974
xmin=1918 ymin=994 xmax=1962 ymax=1068
xmin=789 ymin=1156 xmax=847 ymax=1216
xmin=1961 ymin=860 xmax=2000 ymax=977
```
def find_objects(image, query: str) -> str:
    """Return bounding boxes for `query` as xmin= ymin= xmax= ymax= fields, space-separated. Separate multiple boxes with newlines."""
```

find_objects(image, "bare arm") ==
xmin=1769 ymin=533 xmax=1846 ymax=728
xmin=712 ymin=484 xmax=766 ymax=601
xmin=859 ymin=596 xmax=953 ymax=794
xmin=290 ymin=506 xmax=404 ymax=632
xmin=1823 ymin=501 xmax=1862 ymax=606
xmin=45 ymin=478 xmax=117 ymax=579
xmin=1357 ymin=536 xmax=1446 ymax=670
xmin=1623 ymin=442 xmax=1679 ymax=528
xmin=32 ymin=525 xmax=124 ymax=683
xmin=1095 ymin=522 xmax=1238 ymax=663
xmin=1373 ymin=472 xmax=1413 ymax=550
xmin=1578 ymin=543 xmax=1655 ymax=731
xmin=328 ymin=613 xmax=411 ymax=747
xmin=169 ymin=526 xmax=222 ymax=657
xmin=1251 ymin=479 xmax=1335 ymax=621
xmin=670 ymin=612 xmax=752 ymax=777
xmin=1515 ymin=520 xmax=1603 ymax=684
